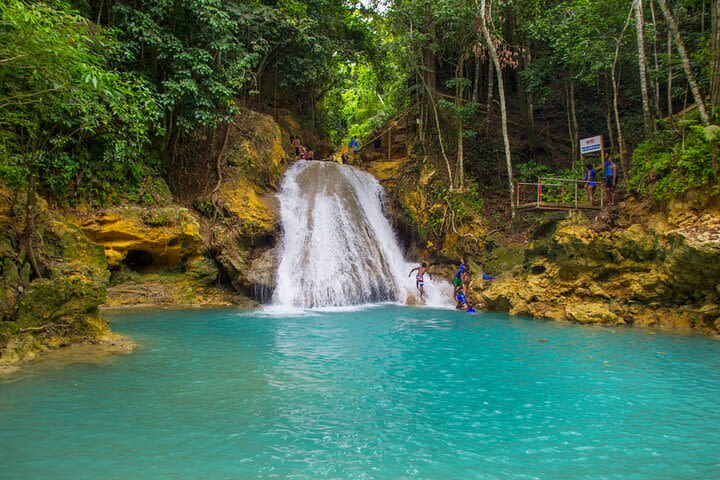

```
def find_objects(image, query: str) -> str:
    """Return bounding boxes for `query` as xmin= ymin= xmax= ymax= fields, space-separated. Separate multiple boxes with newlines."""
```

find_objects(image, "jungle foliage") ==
xmin=326 ymin=0 xmax=719 ymax=206
xmin=1 ymin=0 xmax=719 ymax=208
xmin=1 ymin=0 xmax=376 ymax=202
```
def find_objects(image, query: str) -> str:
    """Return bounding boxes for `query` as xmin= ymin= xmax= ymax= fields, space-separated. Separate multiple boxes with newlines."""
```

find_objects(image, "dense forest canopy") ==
xmin=1 ymin=0 xmax=719 ymax=208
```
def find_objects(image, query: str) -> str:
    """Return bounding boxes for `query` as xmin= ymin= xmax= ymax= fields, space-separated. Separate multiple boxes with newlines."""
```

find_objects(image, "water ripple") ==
xmin=1 ymin=307 xmax=719 ymax=479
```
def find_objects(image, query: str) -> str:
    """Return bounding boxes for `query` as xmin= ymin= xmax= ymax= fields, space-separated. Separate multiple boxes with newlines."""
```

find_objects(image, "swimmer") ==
xmin=456 ymin=291 xmax=470 ymax=310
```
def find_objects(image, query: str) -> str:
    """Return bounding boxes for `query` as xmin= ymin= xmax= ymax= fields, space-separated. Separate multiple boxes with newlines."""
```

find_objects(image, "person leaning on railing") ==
xmin=584 ymin=163 xmax=598 ymax=207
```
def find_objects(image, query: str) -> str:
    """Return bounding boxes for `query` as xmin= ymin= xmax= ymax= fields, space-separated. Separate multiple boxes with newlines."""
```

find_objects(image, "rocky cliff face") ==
xmin=79 ymin=109 xmax=290 ymax=307
xmin=365 ymin=155 xmax=720 ymax=336
xmin=0 ymin=188 xmax=132 ymax=372
xmin=364 ymin=157 xmax=487 ymax=262
xmin=0 ymin=108 xmax=294 ymax=370
xmin=478 ymin=198 xmax=720 ymax=335
xmin=206 ymin=110 xmax=287 ymax=299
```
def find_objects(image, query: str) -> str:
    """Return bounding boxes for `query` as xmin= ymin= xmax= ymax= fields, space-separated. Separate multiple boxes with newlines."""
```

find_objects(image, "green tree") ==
xmin=0 ymin=0 xmax=158 ymax=275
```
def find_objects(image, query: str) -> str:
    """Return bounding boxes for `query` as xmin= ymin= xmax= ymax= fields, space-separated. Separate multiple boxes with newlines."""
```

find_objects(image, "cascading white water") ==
xmin=273 ymin=160 xmax=451 ymax=308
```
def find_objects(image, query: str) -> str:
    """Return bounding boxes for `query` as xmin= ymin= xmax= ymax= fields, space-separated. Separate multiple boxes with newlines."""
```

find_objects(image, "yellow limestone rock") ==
xmin=364 ymin=159 xmax=408 ymax=183
xmin=219 ymin=176 xmax=277 ymax=237
xmin=565 ymin=302 xmax=624 ymax=325
xmin=76 ymin=206 xmax=202 ymax=268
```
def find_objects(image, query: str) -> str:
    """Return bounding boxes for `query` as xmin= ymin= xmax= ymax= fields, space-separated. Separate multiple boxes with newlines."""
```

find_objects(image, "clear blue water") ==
xmin=1 ymin=306 xmax=719 ymax=479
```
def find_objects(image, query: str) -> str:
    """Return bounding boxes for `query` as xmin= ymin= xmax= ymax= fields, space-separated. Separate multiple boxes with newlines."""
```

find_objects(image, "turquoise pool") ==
xmin=1 ymin=306 xmax=719 ymax=479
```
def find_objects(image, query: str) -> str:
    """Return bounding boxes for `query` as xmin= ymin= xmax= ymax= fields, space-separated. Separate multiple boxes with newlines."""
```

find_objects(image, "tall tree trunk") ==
xmin=612 ymin=4 xmax=635 ymax=171
xmin=479 ymin=0 xmax=515 ymax=217
xmin=486 ymin=58 xmax=494 ymax=134
xmin=19 ymin=168 xmax=42 ymax=279
xmin=612 ymin=62 xmax=628 ymax=173
xmin=422 ymin=4 xmax=437 ymax=91
xmin=472 ymin=54 xmax=481 ymax=103
xmin=569 ymin=81 xmax=579 ymax=164
xmin=634 ymin=0 xmax=655 ymax=135
xmin=566 ymin=81 xmax=579 ymax=166
xmin=667 ymin=30 xmax=674 ymax=117
xmin=605 ymin=77 xmax=617 ymax=152
xmin=524 ymin=48 xmax=535 ymax=129
xmin=418 ymin=69 xmax=454 ymax=188
xmin=649 ymin=0 xmax=662 ymax=116
xmin=710 ymin=0 xmax=720 ymax=113
xmin=657 ymin=0 xmax=710 ymax=124
xmin=456 ymin=55 xmax=466 ymax=189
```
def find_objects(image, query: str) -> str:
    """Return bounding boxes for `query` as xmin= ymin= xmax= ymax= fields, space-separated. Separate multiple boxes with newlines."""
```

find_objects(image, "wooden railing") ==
xmin=516 ymin=177 xmax=604 ymax=211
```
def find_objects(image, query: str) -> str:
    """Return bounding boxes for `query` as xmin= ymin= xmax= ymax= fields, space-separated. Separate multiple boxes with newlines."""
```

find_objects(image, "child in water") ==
xmin=456 ymin=291 xmax=471 ymax=310
xmin=408 ymin=262 xmax=432 ymax=301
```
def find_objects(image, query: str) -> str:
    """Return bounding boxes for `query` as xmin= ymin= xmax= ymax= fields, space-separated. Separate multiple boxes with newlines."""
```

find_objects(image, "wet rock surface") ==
xmin=0 ymin=188 xmax=120 ymax=370
xmin=1 ymin=109 xmax=294 ymax=370
xmin=477 ymin=203 xmax=720 ymax=335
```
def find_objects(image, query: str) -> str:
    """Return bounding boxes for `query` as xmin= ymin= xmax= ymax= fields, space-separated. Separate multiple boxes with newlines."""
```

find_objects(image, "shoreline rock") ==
xmin=0 ymin=332 xmax=136 ymax=377
xmin=475 ymin=202 xmax=720 ymax=336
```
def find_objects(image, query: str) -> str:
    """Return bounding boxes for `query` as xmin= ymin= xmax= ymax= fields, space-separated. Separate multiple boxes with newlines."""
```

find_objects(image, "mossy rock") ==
xmin=141 ymin=207 xmax=180 ymax=227
xmin=15 ymin=275 xmax=106 ymax=328
xmin=614 ymin=224 xmax=658 ymax=262
xmin=485 ymin=245 xmax=526 ymax=277
xmin=224 ymin=110 xmax=289 ymax=189
xmin=0 ymin=321 xmax=19 ymax=344
xmin=45 ymin=219 xmax=109 ymax=280
xmin=9 ymin=199 xmax=110 ymax=332
xmin=146 ymin=178 xmax=174 ymax=206
xmin=185 ymin=256 xmax=219 ymax=286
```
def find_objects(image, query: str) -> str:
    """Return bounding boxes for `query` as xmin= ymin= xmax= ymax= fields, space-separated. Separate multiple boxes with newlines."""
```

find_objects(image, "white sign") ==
xmin=580 ymin=135 xmax=603 ymax=155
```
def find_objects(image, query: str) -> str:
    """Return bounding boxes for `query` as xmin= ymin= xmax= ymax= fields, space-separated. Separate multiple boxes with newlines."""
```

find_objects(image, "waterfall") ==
xmin=273 ymin=161 xmax=451 ymax=308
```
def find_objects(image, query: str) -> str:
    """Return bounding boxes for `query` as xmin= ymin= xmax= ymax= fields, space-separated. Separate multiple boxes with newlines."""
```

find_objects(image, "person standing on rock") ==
xmin=603 ymin=156 xmax=618 ymax=205
xmin=349 ymin=136 xmax=361 ymax=163
xmin=453 ymin=258 xmax=467 ymax=299
xmin=373 ymin=131 xmax=382 ymax=155
xmin=408 ymin=262 xmax=432 ymax=301
xmin=292 ymin=136 xmax=302 ymax=160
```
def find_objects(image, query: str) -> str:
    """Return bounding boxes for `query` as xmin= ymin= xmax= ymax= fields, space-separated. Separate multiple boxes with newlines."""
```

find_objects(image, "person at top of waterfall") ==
xmin=408 ymin=262 xmax=432 ymax=300
xmin=584 ymin=163 xmax=598 ymax=207
xmin=349 ymin=136 xmax=361 ymax=161
xmin=453 ymin=258 xmax=467 ymax=297
xmin=373 ymin=132 xmax=382 ymax=153
xmin=603 ymin=156 xmax=618 ymax=205
xmin=308 ymin=148 xmax=315 ymax=160
xmin=298 ymin=145 xmax=308 ymax=161
xmin=291 ymin=136 xmax=302 ymax=159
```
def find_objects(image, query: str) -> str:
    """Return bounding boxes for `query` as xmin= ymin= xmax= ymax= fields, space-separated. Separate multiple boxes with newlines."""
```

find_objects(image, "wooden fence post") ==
xmin=574 ymin=181 xmax=578 ymax=209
